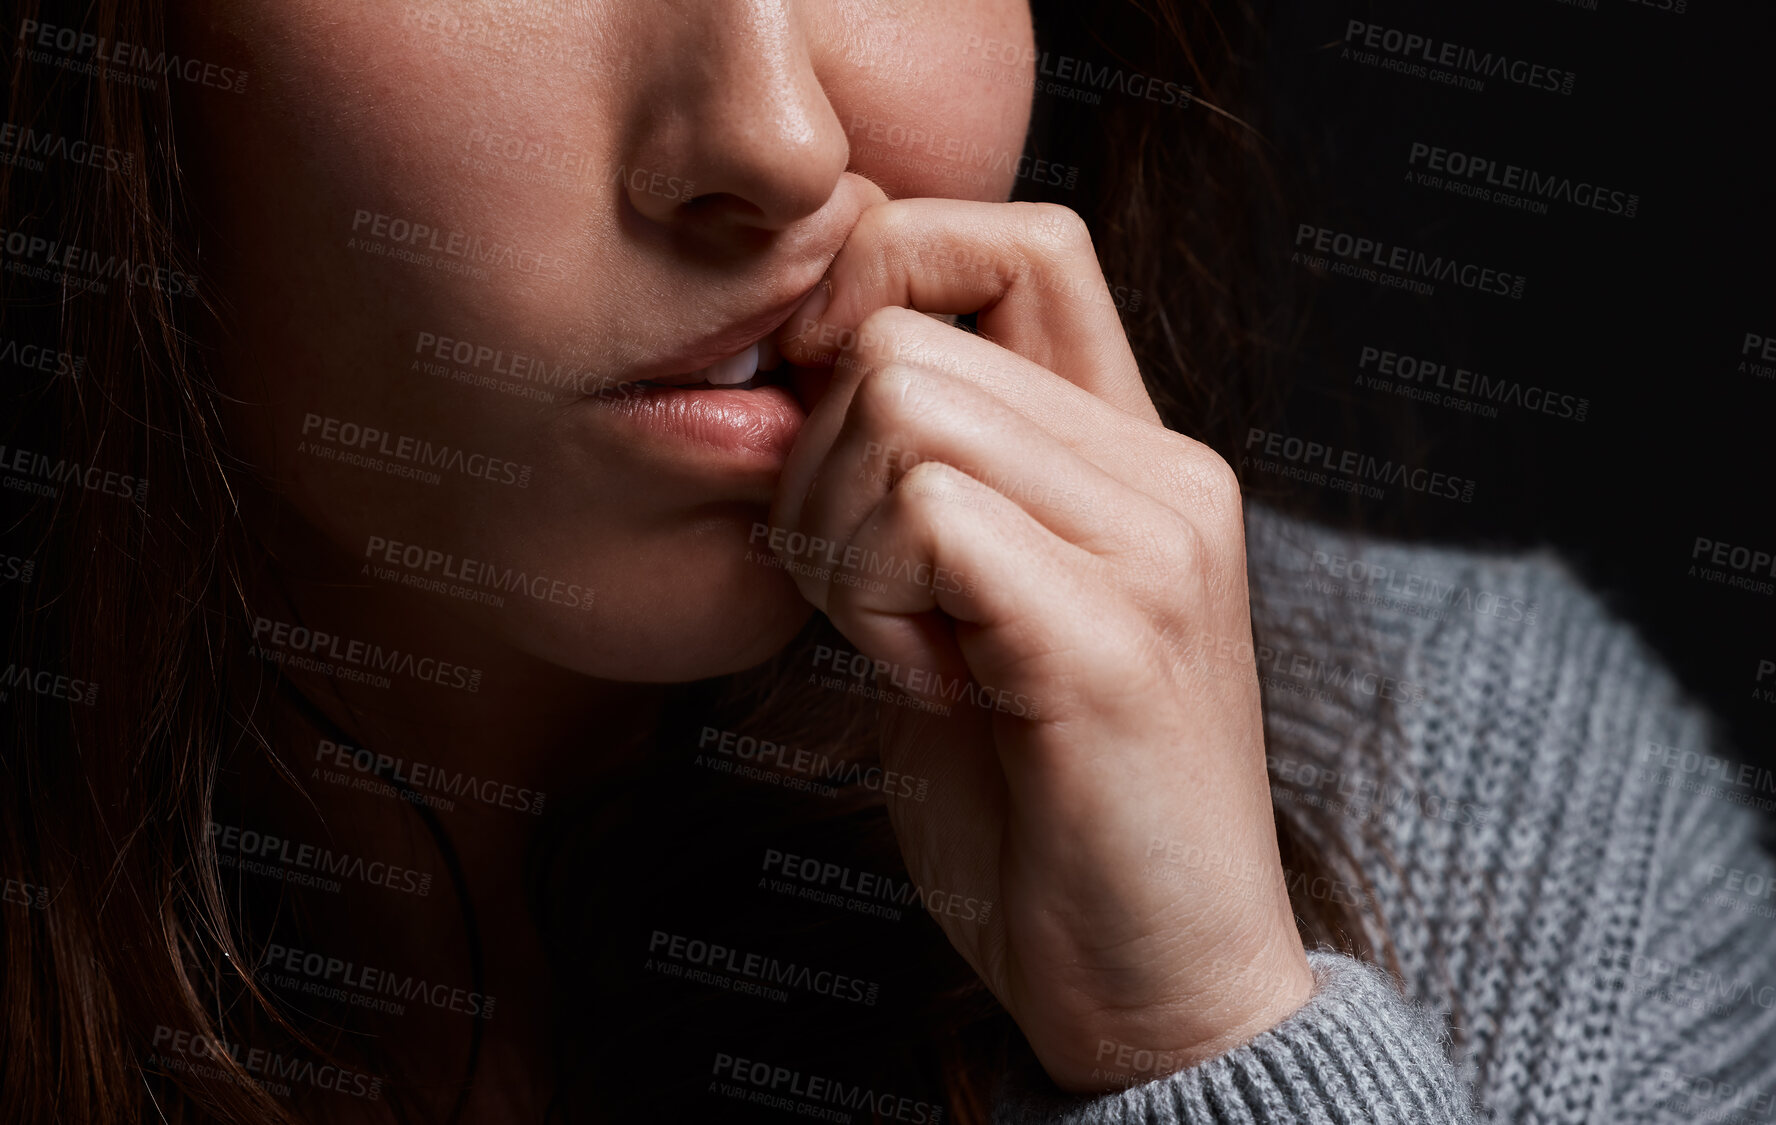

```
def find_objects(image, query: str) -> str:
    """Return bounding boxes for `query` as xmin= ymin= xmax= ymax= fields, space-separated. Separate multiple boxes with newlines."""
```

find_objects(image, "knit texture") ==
xmin=992 ymin=503 xmax=1776 ymax=1123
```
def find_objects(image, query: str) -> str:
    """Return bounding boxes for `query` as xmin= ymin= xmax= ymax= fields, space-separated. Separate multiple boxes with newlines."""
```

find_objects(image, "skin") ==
xmin=171 ymin=0 xmax=1314 ymax=1112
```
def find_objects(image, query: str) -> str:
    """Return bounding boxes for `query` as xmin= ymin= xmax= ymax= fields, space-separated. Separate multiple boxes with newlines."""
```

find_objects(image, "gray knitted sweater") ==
xmin=995 ymin=503 xmax=1776 ymax=1124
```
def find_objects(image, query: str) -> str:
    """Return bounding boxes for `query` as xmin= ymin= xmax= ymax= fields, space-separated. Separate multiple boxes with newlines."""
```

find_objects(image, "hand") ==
xmin=769 ymin=194 xmax=1315 ymax=1093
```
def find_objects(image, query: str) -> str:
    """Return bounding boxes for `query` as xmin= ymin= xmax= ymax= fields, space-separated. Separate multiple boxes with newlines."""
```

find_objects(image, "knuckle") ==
xmin=1019 ymin=202 xmax=1094 ymax=255
xmin=821 ymin=550 xmax=868 ymax=616
xmin=893 ymin=459 xmax=970 ymax=516
xmin=1160 ymin=512 xmax=1209 ymax=576
xmin=1197 ymin=447 xmax=1244 ymax=511
xmin=1167 ymin=437 xmax=1246 ymax=540
xmin=848 ymin=359 xmax=927 ymax=434
xmin=897 ymin=456 xmax=959 ymax=492
xmin=850 ymin=305 xmax=928 ymax=368
xmin=850 ymin=201 xmax=915 ymax=260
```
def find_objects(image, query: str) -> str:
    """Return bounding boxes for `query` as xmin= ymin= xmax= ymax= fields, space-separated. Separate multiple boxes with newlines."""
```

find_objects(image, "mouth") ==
xmin=629 ymin=334 xmax=793 ymax=393
xmin=583 ymin=329 xmax=816 ymax=466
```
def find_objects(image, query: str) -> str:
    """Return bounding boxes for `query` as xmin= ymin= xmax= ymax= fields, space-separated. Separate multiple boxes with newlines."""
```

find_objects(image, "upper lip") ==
xmin=616 ymin=282 xmax=820 ymax=385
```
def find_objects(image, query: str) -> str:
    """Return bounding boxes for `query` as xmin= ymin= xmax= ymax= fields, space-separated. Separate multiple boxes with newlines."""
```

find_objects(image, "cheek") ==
xmin=174 ymin=3 xmax=621 ymax=532
xmin=179 ymin=2 xmax=610 ymax=301
xmin=822 ymin=0 xmax=1035 ymax=202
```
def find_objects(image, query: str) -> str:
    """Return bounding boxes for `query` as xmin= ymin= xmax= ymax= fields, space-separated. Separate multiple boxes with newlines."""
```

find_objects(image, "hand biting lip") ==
xmin=583 ymin=307 xmax=817 ymax=464
xmin=627 ymin=332 xmax=789 ymax=393
xmin=611 ymin=283 xmax=820 ymax=391
xmin=568 ymin=172 xmax=880 ymax=469
xmin=579 ymin=262 xmax=843 ymax=462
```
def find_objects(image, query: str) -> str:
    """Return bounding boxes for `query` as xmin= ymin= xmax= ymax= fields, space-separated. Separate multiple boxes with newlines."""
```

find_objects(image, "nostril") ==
xmin=679 ymin=190 xmax=774 ymax=228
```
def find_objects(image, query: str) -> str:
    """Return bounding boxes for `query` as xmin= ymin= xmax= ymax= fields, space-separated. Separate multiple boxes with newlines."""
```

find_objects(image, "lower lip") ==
xmin=589 ymin=379 xmax=807 ymax=462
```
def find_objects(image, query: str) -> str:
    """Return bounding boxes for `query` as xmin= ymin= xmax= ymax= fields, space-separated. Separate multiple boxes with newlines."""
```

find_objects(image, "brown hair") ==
xmin=0 ymin=1 xmax=1392 ymax=1121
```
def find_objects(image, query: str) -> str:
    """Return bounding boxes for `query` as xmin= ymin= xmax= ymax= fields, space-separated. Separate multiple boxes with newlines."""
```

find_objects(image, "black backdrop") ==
xmin=1074 ymin=0 xmax=1776 ymax=767
xmin=1272 ymin=0 xmax=1776 ymax=767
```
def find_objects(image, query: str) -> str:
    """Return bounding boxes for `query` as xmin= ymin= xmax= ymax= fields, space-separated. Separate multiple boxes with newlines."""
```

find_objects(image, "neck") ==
xmin=229 ymin=499 xmax=668 ymax=1114
xmin=241 ymin=490 xmax=668 ymax=797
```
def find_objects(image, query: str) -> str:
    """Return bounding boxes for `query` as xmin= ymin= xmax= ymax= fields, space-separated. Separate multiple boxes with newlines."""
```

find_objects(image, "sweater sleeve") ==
xmin=1599 ymin=715 xmax=1776 ymax=1123
xmin=990 ymin=949 xmax=1481 ymax=1124
xmin=991 ymin=508 xmax=1776 ymax=1122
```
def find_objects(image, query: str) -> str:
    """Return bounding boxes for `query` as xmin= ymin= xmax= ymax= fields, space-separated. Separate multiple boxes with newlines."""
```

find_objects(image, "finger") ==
xmin=821 ymin=463 xmax=1281 ymax=1021
xmin=814 ymin=462 xmax=1228 ymax=871
xmin=812 ymin=459 xmax=1148 ymax=739
xmin=799 ymin=305 xmax=1246 ymax=531
xmin=777 ymin=199 xmax=1156 ymax=422
xmin=769 ymin=342 xmax=1197 ymax=623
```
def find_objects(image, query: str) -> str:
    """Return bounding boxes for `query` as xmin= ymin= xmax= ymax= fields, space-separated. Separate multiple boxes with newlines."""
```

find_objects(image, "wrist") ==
xmin=1033 ymin=937 xmax=1318 ymax=1094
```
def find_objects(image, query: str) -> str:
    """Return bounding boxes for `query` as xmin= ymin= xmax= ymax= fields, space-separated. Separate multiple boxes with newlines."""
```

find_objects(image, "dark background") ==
xmin=1188 ymin=1 xmax=1773 ymax=764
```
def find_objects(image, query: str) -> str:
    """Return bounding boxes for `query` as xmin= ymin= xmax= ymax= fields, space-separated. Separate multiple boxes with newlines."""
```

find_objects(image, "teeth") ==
xmin=701 ymin=342 xmax=759 ymax=386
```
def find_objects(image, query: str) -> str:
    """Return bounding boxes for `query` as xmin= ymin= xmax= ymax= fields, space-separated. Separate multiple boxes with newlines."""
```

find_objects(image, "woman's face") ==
xmin=172 ymin=1 xmax=1035 ymax=681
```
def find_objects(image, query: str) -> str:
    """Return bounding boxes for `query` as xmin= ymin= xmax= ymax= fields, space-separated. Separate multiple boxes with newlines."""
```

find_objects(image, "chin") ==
xmin=521 ymin=566 xmax=818 ymax=685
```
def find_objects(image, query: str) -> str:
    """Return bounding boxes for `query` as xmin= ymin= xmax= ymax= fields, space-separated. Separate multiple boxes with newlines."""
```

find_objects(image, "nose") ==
xmin=619 ymin=2 xmax=850 ymax=233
